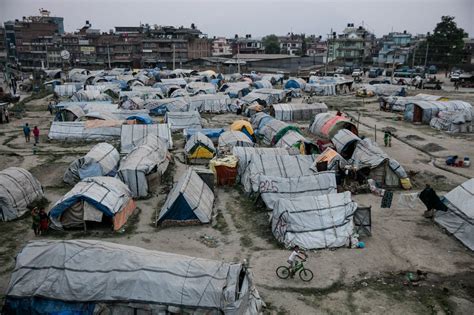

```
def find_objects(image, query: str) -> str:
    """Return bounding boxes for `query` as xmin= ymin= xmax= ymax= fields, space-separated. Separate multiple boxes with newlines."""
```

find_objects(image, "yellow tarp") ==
xmin=315 ymin=148 xmax=339 ymax=163
xmin=188 ymin=146 xmax=215 ymax=159
xmin=230 ymin=120 xmax=254 ymax=136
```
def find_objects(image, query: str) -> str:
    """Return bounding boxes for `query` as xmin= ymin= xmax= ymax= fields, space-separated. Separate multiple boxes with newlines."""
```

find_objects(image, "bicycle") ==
xmin=276 ymin=260 xmax=314 ymax=282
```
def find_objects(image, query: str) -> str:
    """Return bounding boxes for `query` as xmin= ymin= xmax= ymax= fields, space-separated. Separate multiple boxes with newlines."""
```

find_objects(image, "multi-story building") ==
xmin=0 ymin=27 xmax=6 ymax=65
xmin=212 ymin=37 xmax=232 ymax=56
xmin=328 ymin=23 xmax=376 ymax=65
xmin=231 ymin=35 xmax=264 ymax=55
xmin=376 ymin=31 xmax=412 ymax=67
xmin=278 ymin=34 xmax=303 ymax=55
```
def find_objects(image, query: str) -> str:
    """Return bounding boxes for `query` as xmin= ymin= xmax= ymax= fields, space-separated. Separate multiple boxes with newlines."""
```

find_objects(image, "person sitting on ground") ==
xmin=419 ymin=184 xmax=447 ymax=218
xmin=31 ymin=208 xmax=40 ymax=236
xmin=39 ymin=208 xmax=49 ymax=234
xmin=287 ymin=245 xmax=308 ymax=276
xmin=336 ymin=109 xmax=342 ymax=116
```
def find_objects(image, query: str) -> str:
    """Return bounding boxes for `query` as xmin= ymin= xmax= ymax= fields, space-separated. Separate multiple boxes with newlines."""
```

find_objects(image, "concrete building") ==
xmin=212 ymin=37 xmax=232 ymax=56
xmin=278 ymin=34 xmax=303 ymax=55
xmin=0 ymin=27 xmax=6 ymax=66
xmin=376 ymin=31 xmax=412 ymax=67
xmin=231 ymin=35 xmax=264 ymax=55
xmin=328 ymin=23 xmax=376 ymax=65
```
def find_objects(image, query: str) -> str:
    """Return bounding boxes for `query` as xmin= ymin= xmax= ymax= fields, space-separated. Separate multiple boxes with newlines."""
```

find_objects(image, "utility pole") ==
xmin=412 ymin=47 xmax=416 ymax=68
xmin=324 ymin=29 xmax=332 ymax=76
xmin=45 ymin=42 xmax=49 ymax=69
xmin=424 ymin=42 xmax=429 ymax=67
xmin=172 ymin=43 xmax=176 ymax=70
xmin=237 ymin=43 xmax=241 ymax=74
xmin=107 ymin=44 xmax=111 ymax=69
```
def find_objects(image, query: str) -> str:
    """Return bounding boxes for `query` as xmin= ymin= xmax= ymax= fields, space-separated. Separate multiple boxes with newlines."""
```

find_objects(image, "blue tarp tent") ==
xmin=126 ymin=114 xmax=154 ymax=124
xmin=184 ymin=128 xmax=225 ymax=142
xmin=284 ymin=78 xmax=306 ymax=89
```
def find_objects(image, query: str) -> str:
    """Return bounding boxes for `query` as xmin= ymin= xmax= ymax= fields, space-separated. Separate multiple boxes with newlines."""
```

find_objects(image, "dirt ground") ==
xmin=0 ymin=82 xmax=473 ymax=314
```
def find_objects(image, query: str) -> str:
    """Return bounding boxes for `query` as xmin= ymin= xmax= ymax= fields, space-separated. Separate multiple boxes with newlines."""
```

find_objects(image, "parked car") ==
xmin=368 ymin=68 xmax=379 ymax=78
xmin=450 ymin=71 xmax=461 ymax=82
xmin=428 ymin=65 xmax=437 ymax=74
xmin=335 ymin=67 xmax=344 ymax=74
xmin=352 ymin=69 xmax=363 ymax=77
xmin=369 ymin=79 xmax=391 ymax=85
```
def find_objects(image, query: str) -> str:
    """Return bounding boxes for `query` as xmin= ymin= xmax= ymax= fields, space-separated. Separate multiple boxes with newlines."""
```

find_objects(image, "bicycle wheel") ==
xmin=299 ymin=268 xmax=314 ymax=282
xmin=276 ymin=266 xmax=291 ymax=279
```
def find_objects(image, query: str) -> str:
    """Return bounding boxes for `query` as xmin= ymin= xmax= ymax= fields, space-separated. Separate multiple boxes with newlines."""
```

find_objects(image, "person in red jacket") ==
xmin=33 ymin=126 xmax=40 ymax=144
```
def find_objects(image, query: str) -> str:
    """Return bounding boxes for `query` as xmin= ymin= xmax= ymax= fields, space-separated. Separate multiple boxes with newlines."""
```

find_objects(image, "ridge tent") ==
xmin=251 ymin=112 xmax=273 ymax=134
xmin=304 ymin=83 xmax=337 ymax=96
xmin=270 ymin=103 xmax=328 ymax=121
xmin=71 ymin=90 xmax=113 ymax=102
xmin=144 ymin=97 xmax=189 ymax=116
xmin=184 ymin=128 xmax=224 ymax=143
xmin=165 ymin=111 xmax=202 ymax=131
xmin=63 ymin=143 xmax=120 ymax=185
xmin=230 ymin=120 xmax=256 ymax=142
xmin=331 ymin=129 xmax=361 ymax=159
xmin=184 ymin=132 xmax=216 ymax=161
xmin=48 ymin=121 xmax=122 ymax=141
xmin=253 ymin=80 xmax=273 ymax=89
xmin=258 ymin=171 xmax=337 ymax=210
xmin=241 ymin=154 xmax=315 ymax=193
xmin=4 ymin=240 xmax=263 ymax=314
xmin=350 ymin=138 xmax=408 ymax=187
xmin=232 ymin=146 xmax=290 ymax=176
xmin=275 ymin=130 xmax=319 ymax=155
xmin=309 ymin=112 xmax=358 ymax=140
xmin=48 ymin=177 xmax=136 ymax=231
xmin=186 ymin=81 xmax=217 ymax=95
xmin=54 ymin=105 xmax=85 ymax=122
xmin=120 ymin=124 xmax=159 ymax=154
xmin=118 ymin=135 xmax=169 ymax=198
xmin=435 ymin=178 xmax=474 ymax=251
xmin=188 ymin=94 xmax=231 ymax=113
xmin=271 ymin=192 xmax=358 ymax=249
xmin=0 ymin=167 xmax=44 ymax=221
xmin=218 ymin=131 xmax=255 ymax=154
xmin=404 ymin=100 xmax=472 ymax=124
xmin=241 ymin=89 xmax=286 ymax=106
xmin=430 ymin=109 xmax=473 ymax=133
xmin=158 ymin=169 xmax=214 ymax=225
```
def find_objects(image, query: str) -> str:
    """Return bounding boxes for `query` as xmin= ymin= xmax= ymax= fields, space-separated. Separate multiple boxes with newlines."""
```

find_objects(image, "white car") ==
xmin=352 ymin=69 xmax=363 ymax=77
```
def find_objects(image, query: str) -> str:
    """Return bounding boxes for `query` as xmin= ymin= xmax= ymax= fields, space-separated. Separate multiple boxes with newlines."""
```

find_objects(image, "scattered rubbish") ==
xmin=199 ymin=234 xmax=218 ymax=248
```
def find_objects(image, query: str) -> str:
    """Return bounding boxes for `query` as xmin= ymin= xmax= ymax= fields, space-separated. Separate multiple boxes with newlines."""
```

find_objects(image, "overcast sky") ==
xmin=1 ymin=0 xmax=472 ymax=38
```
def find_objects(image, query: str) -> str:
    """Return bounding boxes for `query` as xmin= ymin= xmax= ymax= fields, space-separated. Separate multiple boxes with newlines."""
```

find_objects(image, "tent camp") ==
xmin=271 ymin=192 xmax=358 ymax=249
xmin=232 ymin=147 xmax=290 ymax=175
xmin=309 ymin=113 xmax=358 ymax=140
xmin=270 ymin=103 xmax=328 ymax=121
xmin=241 ymin=154 xmax=315 ymax=193
xmin=63 ymin=143 xmax=120 ymax=185
xmin=0 ymin=168 xmax=44 ymax=221
xmin=118 ymin=136 xmax=169 ymax=198
xmin=48 ymin=121 xmax=122 ymax=141
xmin=165 ymin=111 xmax=202 ymax=131
xmin=230 ymin=120 xmax=255 ymax=142
xmin=349 ymin=138 xmax=408 ymax=187
xmin=251 ymin=112 xmax=274 ymax=134
xmin=71 ymin=90 xmax=113 ymax=102
xmin=241 ymin=89 xmax=287 ymax=106
xmin=48 ymin=177 xmax=136 ymax=231
xmin=184 ymin=132 xmax=216 ymax=162
xmin=218 ymin=131 xmax=255 ymax=154
xmin=4 ymin=240 xmax=263 ymax=314
xmin=331 ymin=129 xmax=361 ymax=159
xmin=186 ymin=81 xmax=217 ymax=95
xmin=157 ymin=169 xmax=214 ymax=225
xmin=258 ymin=171 xmax=337 ymax=210
xmin=435 ymin=178 xmax=474 ymax=251
xmin=54 ymin=105 xmax=85 ymax=122
xmin=404 ymin=100 xmax=472 ymax=124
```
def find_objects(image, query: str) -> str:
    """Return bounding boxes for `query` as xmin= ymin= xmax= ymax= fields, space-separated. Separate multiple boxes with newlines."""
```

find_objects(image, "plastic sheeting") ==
xmin=144 ymin=97 xmax=189 ymax=116
xmin=272 ymin=103 xmax=328 ymax=121
xmin=48 ymin=121 xmax=122 ymax=141
xmin=158 ymin=169 xmax=214 ymax=224
xmin=271 ymin=192 xmax=358 ymax=249
xmin=430 ymin=109 xmax=473 ymax=133
xmin=63 ymin=143 xmax=120 ymax=185
xmin=232 ymin=147 xmax=290 ymax=176
xmin=121 ymin=124 xmax=159 ymax=154
xmin=218 ymin=131 xmax=255 ymax=154
xmin=49 ymin=177 xmax=135 ymax=230
xmin=259 ymin=171 xmax=337 ymax=210
xmin=185 ymin=132 xmax=216 ymax=159
xmin=186 ymin=81 xmax=217 ymax=95
xmin=435 ymin=179 xmax=474 ymax=251
xmin=404 ymin=100 xmax=472 ymax=124
xmin=71 ymin=90 xmax=113 ymax=102
xmin=309 ymin=112 xmax=358 ymax=140
xmin=5 ymin=240 xmax=263 ymax=314
xmin=284 ymin=78 xmax=306 ymax=90
xmin=118 ymin=135 xmax=169 ymax=198
xmin=0 ymin=168 xmax=44 ymax=221
xmin=241 ymin=89 xmax=286 ymax=106
xmin=165 ymin=111 xmax=202 ymax=131
xmin=331 ymin=129 xmax=361 ymax=157
xmin=184 ymin=128 xmax=224 ymax=143
xmin=241 ymin=154 xmax=315 ymax=193
xmin=189 ymin=94 xmax=231 ymax=113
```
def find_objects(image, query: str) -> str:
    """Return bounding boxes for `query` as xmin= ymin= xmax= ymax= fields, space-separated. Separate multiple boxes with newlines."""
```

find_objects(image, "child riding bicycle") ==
xmin=287 ymin=245 xmax=308 ymax=276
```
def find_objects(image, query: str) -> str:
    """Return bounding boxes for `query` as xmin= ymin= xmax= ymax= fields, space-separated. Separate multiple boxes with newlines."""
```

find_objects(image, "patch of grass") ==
xmin=214 ymin=208 xmax=230 ymax=235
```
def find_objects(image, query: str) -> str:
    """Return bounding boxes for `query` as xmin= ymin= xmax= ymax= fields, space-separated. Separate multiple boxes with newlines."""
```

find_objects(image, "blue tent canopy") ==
xmin=184 ymin=128 xmax=224 ymax=142
xmin=126 ymin=114 xmax=154 ymax=124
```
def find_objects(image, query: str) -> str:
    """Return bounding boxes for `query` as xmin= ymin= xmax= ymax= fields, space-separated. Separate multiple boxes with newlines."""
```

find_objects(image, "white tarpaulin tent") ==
xmin=189 ymin=94 xmax=231 ymax=113
xmin=165 ymin=111 xmax=202 ymax=131
xmin=63 ymin=143 xmax=120 ymax=185
xmin=120 ymin=124 xmax=159 ymax=154
xmin=271 ymin=192 xmax=358 ymax=249
xmin=158 ymin=169 xmax=214 ymax=225
xmin=218 ymin=131 xmax=255 ymax=154
xmin=118 ymin=136 xmax=169 ymax=198
xmin=48 ymin=177 xmax=135 ymax=231
xmin=0 ymin=167 xmax=44 ymax=221
xmin=435 ymin=179 xmax=474 ymax=251
xmin=48 ymin=121 xmax=122 ymax=141
xmin=232 ymin=147 xmax=290 ymax=175
xmin=241 ymin=154 xmax=315 ymax=193
xmin=5 ymin=240 xmax=263 ymax=314
xmin=259 ymin=171 xmax=337 ymax=210
xmin=271 ymin=103 xmax=328 ymax=121
xmin=430 ymin=109 xmax=473 ymax=133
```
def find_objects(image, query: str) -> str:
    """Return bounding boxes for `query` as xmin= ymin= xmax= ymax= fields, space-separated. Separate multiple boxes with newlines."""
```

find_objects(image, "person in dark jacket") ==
xmin=419 ymin=184 xmax=447 ymax=218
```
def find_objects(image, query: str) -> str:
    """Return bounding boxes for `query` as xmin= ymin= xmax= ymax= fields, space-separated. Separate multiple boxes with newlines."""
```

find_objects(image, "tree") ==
xmin=262 ymin=34 xmax=280 ymax=54
xmin=426 ymin=16 xmax=467 ymax=68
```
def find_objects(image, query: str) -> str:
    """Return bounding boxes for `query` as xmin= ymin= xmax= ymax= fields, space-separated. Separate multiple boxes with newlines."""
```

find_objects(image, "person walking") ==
xmin=384 ymin=131 xmax=392 ymax=147
xmin=23 ymin=123 xmax=31 ymax=142
xmin=47 ymin=102 xmax=54 ymax=115
xmin=4 ymin=108 xmax=9 ymax=123
xmin=31 ymin=208 xmax=41 ymax=236
xmin=33 ymin=126 xmax=40 ymax=144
